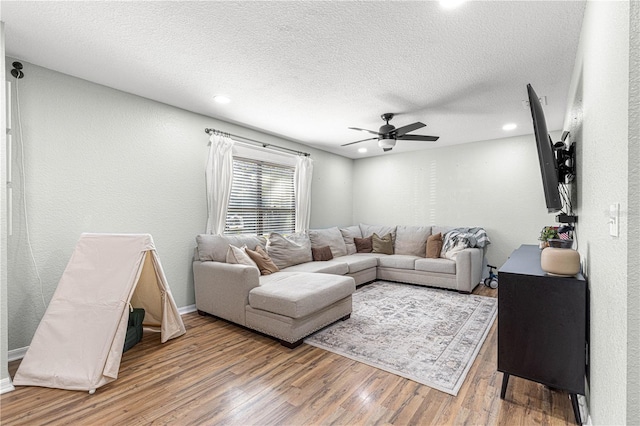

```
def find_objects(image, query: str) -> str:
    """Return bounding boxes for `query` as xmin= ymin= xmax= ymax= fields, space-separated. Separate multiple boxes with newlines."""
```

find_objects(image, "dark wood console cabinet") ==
xmin=498 ymin=244 xmax=587 ymax=425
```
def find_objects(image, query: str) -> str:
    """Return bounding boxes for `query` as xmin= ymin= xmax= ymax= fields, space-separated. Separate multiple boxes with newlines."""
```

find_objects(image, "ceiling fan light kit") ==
xmin=343 ymin=112 xmax=439 ymax=152
xmin=379 ymin=138 xmax=396 ymax=149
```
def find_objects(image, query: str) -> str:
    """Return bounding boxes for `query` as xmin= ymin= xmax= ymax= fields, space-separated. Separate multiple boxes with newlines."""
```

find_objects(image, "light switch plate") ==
xmin=609 ymin=203 xmax=619 ymax=237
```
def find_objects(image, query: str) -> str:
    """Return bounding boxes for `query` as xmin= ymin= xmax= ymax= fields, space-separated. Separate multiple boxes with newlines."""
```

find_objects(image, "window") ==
xmin=225 ymin=157 xmax=295 ymax=235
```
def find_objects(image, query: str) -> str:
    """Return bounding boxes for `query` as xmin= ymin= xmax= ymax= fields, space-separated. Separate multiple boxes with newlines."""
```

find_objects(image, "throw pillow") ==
xmin=225 ymin=245 xmax=258 ymax=268
xmin=309 ymin=227 xmax=348 ymax=257
xmin=266 ymin=232 xmax=312 ymax=269
xmin=426 ymin=233 xmax=443 ymax=259
xmin=354 ymin=236 xmax=373 ymax=253
xmin=395 ymin=225 xmax=431 ymax=257
xmin=227 ymin=234 xmax=267 ymax=251
xmin=245 ymin=246 xmax=279 ymax=275
xmin=312 ymin=246 xmax=334 ymax=261
xmin=372 ymin=233 xmax=394 ymax=255
xmin=195 ymin=234 xmax=229 ymax=262
xmin=340 ymin=225 xmax=362 ymax=255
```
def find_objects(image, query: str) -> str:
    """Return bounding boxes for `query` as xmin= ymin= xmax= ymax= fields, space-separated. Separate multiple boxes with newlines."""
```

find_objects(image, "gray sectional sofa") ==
xmin=193 ymin=224 xmax=487 ymax=347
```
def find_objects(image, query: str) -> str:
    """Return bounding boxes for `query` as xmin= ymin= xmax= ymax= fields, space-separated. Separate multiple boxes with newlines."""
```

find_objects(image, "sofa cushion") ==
xmin=309 ymin=227 xmax=348 ymax=257
xmin=378 ymin=255 xmax=419 ymax=270
xmin=266 ymin=232 xmax=312 ymax=269
xmin=415 ymin=257 xmax=456 ymax=274
xmin=359 ymin=224 xmax=397 ymax=244
xmin=372 ymin=233 xmax=394 ymax=255
xmin=354 ymin=236 xmax=373 ymax=253
xmin=246 ymin=246 xmax=280 ymax=275
xmin=251 ymin=272 xmax=355 ymax=319
xmin=281 ymin=261 xmax=349 ymax=275
xmin=340 ymin=225 xmax=362 ymax=255
xmin=196 ymin=234 xmax=267 ymax=262
xmin=335 ymin=254 xmax=379 ymax=273
xmin=395 ymin=225 xmax=431 ymax=257
xmin=426 ymin=233 xmax=443 ymax=258
xmin=312 ymin=246 xmax=334 ymax=261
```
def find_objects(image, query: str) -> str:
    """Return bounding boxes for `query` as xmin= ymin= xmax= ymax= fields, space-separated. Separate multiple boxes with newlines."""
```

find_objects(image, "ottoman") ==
xmin=246 ymin=272 xmax=356 ymax=347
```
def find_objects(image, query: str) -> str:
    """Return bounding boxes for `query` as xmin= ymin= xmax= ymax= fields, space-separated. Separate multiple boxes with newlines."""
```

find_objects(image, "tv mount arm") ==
xmin=554 ymin=131 xmax=575 ymax=184
xmin=554 ymin=131 xmax=578 ymax=224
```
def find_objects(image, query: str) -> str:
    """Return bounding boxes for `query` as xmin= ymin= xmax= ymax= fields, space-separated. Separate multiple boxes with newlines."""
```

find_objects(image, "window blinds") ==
xmin=225 ymin=157 xmax=296 ymax=235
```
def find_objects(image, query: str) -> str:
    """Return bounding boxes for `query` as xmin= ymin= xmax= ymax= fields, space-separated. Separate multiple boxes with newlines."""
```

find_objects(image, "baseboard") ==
xmin=178 ymin=304 xmax=197 ymax=315
xmin=1 ymin=377 xmax=15 ymax=394
xmin=8 ymin=346 xmax=28 ymax=362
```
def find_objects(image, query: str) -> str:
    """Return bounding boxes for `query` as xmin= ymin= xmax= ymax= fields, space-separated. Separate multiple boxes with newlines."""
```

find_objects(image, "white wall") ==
xmin=352 ymin=133 xmax=560 ymax=268
xmin=1 ymin=22 xmax=12 ymax=391
xmin=4 ymin=61 xmax=353 ymax=350
xmin=627 ymin=1 xmax=640 ymax=421
xmin=562 ymin=1 xmax=638 ymax=424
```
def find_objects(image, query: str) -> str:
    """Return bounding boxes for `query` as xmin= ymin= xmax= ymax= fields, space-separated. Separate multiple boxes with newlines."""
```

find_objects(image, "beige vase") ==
xmin=540 ymin=247 xmax=581 ymax=276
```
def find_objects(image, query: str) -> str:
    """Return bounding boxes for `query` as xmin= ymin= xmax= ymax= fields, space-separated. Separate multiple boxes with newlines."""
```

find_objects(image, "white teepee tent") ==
xmin=13 ymin=233 xmax=186 ymax=393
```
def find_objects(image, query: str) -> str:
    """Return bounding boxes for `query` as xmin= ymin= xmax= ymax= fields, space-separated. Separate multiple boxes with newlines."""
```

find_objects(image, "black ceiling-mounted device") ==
xmin=342 ymin=113 xmax=439 ymax=152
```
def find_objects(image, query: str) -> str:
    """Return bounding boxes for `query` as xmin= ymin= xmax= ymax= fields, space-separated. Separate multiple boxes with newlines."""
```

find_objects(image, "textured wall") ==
xmin=626 ymin=1 xmax=640 ymax=423
xmin=1 ymin=23 xmax=10 ymax=384
xmin=4 ymin=61 xmax=353 ymax=351
xmin=351 ymin=133 xmax=560 ymax=268
xmin=562 ymin=1 xmax=631 ymax=423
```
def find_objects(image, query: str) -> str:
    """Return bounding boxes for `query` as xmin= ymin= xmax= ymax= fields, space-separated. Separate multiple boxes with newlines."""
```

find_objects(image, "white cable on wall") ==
xmin=14 ymin=75 xmax=47 ymax=310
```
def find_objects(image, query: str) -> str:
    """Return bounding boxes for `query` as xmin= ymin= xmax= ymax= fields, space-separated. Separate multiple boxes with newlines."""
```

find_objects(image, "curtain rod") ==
xmin=205 ymin=128 xmax=311 ymax=157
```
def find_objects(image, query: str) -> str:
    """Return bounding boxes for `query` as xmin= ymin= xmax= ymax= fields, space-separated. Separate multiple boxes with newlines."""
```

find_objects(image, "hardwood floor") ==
xmin=1 ymin=285 xmax=576 ymax=425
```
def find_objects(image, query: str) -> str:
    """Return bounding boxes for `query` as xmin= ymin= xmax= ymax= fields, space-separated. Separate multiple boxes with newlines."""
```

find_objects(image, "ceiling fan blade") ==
xmin=341 ymin=137 xmax=378 ymax=147
xmin=397 ymin=134 xmax=440 ymax=142
xmin=348 ymin=127 xmax=380 ymax=136
xmin=393 ymin=122 xmax=426 ymax=137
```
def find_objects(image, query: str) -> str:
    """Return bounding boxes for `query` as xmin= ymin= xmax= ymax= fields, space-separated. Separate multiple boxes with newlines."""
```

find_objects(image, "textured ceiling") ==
xmin=1 ymin=1 xmax=586 ymax=158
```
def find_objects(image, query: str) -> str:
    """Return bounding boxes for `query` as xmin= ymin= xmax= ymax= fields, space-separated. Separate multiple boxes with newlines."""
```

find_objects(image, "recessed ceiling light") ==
xmin=213 ymin=95 xmax=231 ymax=104
xmin=502 ymin=123 xmax=517 ymax=131
xmin=358 ymin=148 xmax=368 ymax=153
xmin=440 ymin=0 xmax=465 ymax=9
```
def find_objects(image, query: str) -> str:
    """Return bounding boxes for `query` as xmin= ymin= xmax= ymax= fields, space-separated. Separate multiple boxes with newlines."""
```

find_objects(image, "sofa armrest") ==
xmin=455 ymin=248 xmax=483 ymax=293
xmin=193 ymin=260 xmax=260 ymax=326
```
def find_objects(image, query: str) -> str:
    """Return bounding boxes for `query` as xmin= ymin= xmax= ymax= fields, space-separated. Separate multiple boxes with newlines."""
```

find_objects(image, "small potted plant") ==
xmin=538 ymin=226 xmax=559 ymax=249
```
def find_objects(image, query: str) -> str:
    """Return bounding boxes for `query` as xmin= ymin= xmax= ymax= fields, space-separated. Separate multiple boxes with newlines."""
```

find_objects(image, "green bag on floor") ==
xmin=123 ymin=308 xmax=145 ymax=353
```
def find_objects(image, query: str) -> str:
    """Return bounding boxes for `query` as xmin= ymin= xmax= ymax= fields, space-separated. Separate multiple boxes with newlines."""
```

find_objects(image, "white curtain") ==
xmin=294 ymin=155 xmax=313 ymax=233
xmin=205 ymin=133 xmax=234 ymax=234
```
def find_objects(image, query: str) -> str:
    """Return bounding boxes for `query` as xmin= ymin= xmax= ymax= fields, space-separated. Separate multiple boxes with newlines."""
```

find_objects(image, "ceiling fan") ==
xmin=342 ymin=113 xmax=439 ymax=152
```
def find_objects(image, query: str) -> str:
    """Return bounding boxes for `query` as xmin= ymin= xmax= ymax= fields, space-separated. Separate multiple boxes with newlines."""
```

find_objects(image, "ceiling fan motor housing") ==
xmin=379 ymin=123 xmax=396 ymax=136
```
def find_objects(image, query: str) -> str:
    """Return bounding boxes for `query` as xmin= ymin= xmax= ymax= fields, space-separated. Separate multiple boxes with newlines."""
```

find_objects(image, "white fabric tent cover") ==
xmin=13 ymin=233 xmax=186 ymax=392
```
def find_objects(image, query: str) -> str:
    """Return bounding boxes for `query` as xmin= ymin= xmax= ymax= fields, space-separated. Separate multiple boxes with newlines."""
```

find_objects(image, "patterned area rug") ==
xmin=304 ymin=281 xmax=497 ymax=396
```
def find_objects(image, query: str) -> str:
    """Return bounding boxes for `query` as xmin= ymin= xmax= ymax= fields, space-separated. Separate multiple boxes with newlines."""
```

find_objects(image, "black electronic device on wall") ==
xmin=527 ymin=84 xmax=562 ymax=213
xmin=554 ymin=130 xmax=576 ymax=184
xmin=527 ymin=84 xmax=577 ymax=223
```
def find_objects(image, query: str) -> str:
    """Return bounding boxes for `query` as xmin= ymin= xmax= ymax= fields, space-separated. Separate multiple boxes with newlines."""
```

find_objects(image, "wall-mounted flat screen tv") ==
xmin=527 ymin=83 xmax=562 ymax=213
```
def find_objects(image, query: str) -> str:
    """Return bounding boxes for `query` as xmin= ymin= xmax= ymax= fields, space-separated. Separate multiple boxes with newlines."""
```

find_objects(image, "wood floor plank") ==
xmin=1 ymin=285 xmax=577 ymax=425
